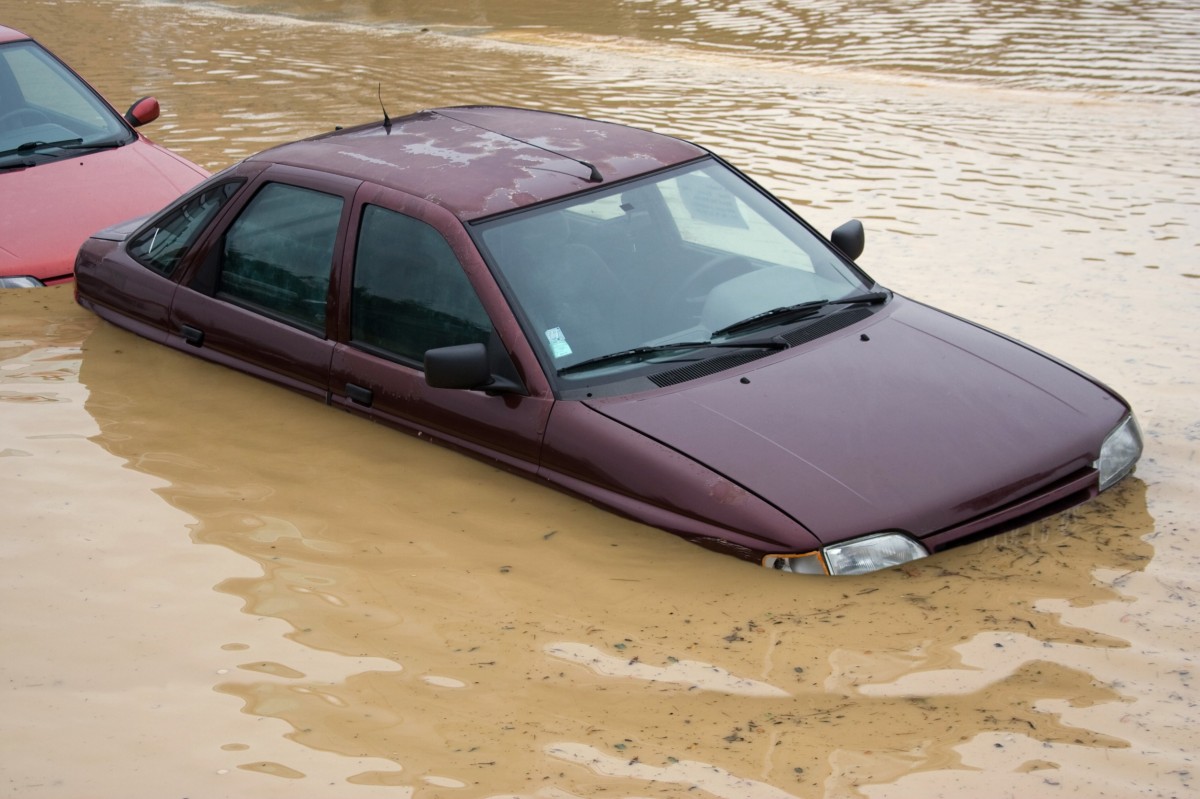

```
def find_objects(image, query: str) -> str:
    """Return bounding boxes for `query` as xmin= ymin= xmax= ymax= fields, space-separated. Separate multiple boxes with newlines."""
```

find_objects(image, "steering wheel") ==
xmin=0 ymin=107 xmax=52 ymax=131
xmin=672 ymin=254 xmax=751 ymax=310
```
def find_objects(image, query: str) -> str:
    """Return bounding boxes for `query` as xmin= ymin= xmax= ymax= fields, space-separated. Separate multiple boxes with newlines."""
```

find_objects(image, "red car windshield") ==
xmin=0 ymin=39 xmax=133 ymax=166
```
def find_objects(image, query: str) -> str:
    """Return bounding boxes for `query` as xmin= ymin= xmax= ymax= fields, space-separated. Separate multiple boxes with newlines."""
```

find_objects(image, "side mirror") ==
xmin=124 ymin=96 xmax=160 ymax=128
xmin=424 ymin=342 xmax=492 ymax=390
xmin=831 ymin=219 xmax=865 ymax=261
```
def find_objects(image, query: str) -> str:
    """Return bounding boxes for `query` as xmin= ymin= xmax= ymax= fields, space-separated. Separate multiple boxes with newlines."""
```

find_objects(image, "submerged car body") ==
xmin=0 ymin=24 xmax=208 ymax=287
xmin=74 ymin=106 xmax=1142 ymax=574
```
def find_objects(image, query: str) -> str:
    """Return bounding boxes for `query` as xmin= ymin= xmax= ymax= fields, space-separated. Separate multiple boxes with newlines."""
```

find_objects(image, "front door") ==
xmin=328 ymin=199 xmax=551 ymax=472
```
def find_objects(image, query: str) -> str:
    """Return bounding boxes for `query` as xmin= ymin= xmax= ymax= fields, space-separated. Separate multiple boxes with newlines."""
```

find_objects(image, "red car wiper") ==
xmin=1 ymin=137 xmax=85 ymax=156
xmin=60 ymin=136 xmax=128 ymax=151
xmin=711 ymin=290 xmax=890 ymax=339
xmin=0 ymin=137 xmax=116 ymax=166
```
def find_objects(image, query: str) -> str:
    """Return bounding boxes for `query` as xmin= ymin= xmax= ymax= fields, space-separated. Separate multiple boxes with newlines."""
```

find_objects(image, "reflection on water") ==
xmin=61 ymin=315 xmax=1159 ymax=795
xmin=165 ymin=0 xmax=1200 ymax=97
xmin=3 ymin=0 xmax=1199 ymax=795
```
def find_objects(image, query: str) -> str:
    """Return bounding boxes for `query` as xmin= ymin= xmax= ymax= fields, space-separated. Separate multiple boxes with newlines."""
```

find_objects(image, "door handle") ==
xmin=346 ymin=383 xmax=373 ymax=407
xmin=181 ymin=325 xmax=204 ymax=347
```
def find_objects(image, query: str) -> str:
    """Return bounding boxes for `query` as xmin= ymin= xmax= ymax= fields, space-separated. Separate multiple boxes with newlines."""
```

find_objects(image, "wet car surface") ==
xmin=74 ymin=105 xmax=1142 ymax=575
xmin=0 ymin=24 xmax=207 ymax=287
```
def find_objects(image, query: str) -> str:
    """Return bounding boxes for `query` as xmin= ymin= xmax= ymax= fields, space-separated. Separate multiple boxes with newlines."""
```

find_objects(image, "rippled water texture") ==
xmin=2 ymin=1 xmax=1198 ymax=797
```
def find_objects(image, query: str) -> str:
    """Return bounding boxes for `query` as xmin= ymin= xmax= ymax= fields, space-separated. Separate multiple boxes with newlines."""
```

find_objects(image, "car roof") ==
xmin=247 ymin=106 xmax=707 ymax=221
xmin=0 ymin=25 xmax=32 ymax=44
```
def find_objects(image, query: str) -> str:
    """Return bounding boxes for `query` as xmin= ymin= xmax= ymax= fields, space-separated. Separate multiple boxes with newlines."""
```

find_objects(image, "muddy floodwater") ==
xmin=2 ymin=1 xmax=1198 ymax=797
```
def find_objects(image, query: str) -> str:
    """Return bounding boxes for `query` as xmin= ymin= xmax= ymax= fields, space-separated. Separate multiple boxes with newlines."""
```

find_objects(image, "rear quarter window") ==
xmin=127 ymin=181 xmax=243 ymax=277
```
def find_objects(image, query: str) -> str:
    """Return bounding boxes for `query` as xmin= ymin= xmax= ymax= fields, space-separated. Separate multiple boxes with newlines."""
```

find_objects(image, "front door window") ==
xmin=350 ymin=204 xmax=492 ymax=365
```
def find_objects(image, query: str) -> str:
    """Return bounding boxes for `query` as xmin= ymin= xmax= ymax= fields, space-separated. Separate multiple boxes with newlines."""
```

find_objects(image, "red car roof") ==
xmin=248 ymin=106 xmax=707 ymax=221
xmin=0 ymin=25 xmax=31 ymax=43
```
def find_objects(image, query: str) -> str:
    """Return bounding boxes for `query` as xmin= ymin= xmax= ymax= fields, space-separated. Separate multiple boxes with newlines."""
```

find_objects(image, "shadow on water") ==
xmin=73 ymin=303 xmax=1158 ymax=795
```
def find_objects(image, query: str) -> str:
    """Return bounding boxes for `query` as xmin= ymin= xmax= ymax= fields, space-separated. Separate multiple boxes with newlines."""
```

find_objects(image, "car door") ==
xmin=328 ymin=187 xmax=553 ymax=473
xmin=167 ymin=164 xmax=358 ymax=399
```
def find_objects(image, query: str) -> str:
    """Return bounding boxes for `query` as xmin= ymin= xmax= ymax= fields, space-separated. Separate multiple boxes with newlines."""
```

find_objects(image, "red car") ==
xmin=74 ymin=106 xmax=1142 ymax=574
xmin=0 ymin=24 xmax=207 ymax=287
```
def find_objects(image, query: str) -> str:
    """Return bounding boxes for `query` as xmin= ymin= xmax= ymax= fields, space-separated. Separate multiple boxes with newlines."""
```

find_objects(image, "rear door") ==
xmin=167 ymin=164 xmax=359 ymax=399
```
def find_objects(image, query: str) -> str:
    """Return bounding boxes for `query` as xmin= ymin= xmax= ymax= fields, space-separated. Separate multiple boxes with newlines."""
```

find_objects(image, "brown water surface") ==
xmin=2 ymin=1 xmax=1197 ymax=797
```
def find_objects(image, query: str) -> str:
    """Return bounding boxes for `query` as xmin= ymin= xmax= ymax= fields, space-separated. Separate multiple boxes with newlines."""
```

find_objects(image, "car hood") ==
xmin=0 ymin=140 xmax=206 ymax=282
xmin=585 ymin=298 xmax=1127 ymax=544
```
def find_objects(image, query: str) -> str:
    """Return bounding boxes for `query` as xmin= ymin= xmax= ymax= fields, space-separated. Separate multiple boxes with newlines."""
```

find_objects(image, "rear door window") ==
xmin=217 ymin=182 xmax=344 ymax=333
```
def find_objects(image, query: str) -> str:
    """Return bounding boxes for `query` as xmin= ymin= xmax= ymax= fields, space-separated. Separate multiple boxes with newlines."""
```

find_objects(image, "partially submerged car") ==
xmin=74 ymin=106 xmax=1142 ymax=574
xmin=0 ymin=24 xmax=208 ymax=287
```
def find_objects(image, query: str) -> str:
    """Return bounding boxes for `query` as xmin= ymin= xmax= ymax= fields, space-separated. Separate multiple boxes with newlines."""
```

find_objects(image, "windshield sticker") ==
xmin=677 ymin=173 xmax=748 ymax=229
xmin=545 ymin=327 xmax=573 ymax=359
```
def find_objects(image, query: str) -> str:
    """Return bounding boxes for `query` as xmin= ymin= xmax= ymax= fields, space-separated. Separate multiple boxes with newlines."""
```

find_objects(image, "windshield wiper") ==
xmin=0 ymin=136 xmax=117 ymax=166
xmin=557 ymin=338 xmax=786 ymax=376
xmin=556 ymin=290 xmax=890 ymax=376
xmin=0 ymin=137 xmax=84 ymax=158
xmin=60 ymin=136 xmax=128 ymax=151
xmin=711 ymin=290 xmax=890 ymax=339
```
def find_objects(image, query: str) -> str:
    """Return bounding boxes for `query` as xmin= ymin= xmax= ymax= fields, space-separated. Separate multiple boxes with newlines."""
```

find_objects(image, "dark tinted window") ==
xmin=217 ymin=183 xmax=343 ymax=333
xmin=127 ymin=181 xmax=242 ymax=277
xmin=351 ymin=205 xmax=491 ymax=365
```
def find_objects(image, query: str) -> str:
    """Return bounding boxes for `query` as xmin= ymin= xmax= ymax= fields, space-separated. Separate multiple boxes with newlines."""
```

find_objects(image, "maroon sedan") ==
xmin=74 ymin=106 xmax=1142 ymax=574
xmin=0 ymin=24 xmax=207 ymax=287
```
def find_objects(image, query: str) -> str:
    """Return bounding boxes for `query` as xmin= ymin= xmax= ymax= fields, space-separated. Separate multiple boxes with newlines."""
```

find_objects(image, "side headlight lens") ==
xmin=1096 ymin=414 xmax=1142 ymax=491
xmin=764 ymin=532 xmax=928 ymax=576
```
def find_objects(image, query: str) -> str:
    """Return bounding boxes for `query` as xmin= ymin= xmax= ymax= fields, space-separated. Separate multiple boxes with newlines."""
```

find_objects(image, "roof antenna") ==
xmin=578 ymin=159 xmax=603 ymax=183
xmin=378 ymin=84 xmax=392 ymax=135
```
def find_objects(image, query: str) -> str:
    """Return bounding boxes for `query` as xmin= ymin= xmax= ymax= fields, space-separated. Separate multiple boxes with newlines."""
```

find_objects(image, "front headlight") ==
xmin=823 ymin=533 xmax=929 ymax=575
xmin=0 ymin=275 xmax=46 ymax=288
xmin=764 ymin=532 xmax=928 ymax=576
xmin=1096 ymin=414 xmax=1142 ymax=491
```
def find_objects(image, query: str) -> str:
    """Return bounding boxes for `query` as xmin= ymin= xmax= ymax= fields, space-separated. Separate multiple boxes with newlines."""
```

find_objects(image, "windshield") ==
xmin=0 ymin=40 xmax=132 ymax=165
xmin=477 ymin=159 xmax=872 ymax=389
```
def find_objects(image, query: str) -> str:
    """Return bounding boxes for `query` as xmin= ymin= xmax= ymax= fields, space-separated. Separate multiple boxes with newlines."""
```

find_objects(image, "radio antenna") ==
xmin=378 ymin=85 xmax=392 ymax=134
